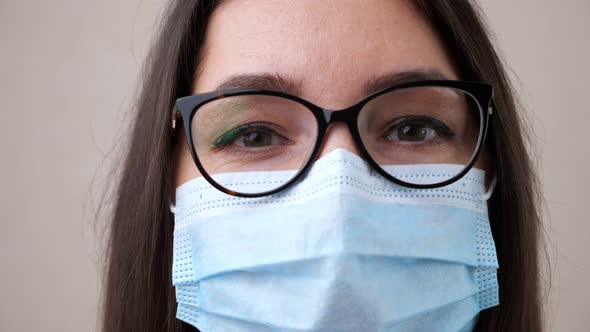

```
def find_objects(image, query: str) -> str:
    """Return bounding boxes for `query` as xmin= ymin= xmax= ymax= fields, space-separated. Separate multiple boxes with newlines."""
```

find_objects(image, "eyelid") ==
xmin=385 ymin=116 xmax=454 ymax=137
xmin=213 ymin=123 xmax=288 ymax=147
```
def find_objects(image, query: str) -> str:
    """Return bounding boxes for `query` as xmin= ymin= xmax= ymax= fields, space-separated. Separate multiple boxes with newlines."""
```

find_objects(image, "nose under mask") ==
xmin=171 ymin=148 xmax=499 ymax=332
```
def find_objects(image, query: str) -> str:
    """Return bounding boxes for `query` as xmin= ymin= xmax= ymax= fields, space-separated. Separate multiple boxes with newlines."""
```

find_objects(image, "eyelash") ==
xmin=212 ymin=123 xmax=286 ymax=148
xmin=211 ymin=115 xmax=454 ymax=155
xmin=382 ymin=116 xmax=454 ymax=143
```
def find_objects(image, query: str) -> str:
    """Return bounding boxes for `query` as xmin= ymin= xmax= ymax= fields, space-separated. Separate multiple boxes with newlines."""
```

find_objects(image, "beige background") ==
xmin=1 ymin=0 xmax=588 ymax=331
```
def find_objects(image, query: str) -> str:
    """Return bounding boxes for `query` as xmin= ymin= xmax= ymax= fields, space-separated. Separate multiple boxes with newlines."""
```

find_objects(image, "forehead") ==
xmin=195 ymin=0 xmax=458 ymax=107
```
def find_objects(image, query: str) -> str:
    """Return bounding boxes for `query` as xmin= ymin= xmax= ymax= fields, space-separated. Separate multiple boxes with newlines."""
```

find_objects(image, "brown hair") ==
xmin=99 ymin=1 xmax=544 ymax=331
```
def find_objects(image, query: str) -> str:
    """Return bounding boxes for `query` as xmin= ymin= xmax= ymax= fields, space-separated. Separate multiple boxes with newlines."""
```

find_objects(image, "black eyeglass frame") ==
xmin=172 ymin=80 xmax=494 ymax=197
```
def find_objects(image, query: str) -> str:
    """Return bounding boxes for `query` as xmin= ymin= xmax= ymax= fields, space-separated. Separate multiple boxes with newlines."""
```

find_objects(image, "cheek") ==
xmin=473 ymin=148 xmax=488 ymax=169
xmin=473 ymin=147 xmax=494 ymax=190
xmin=173 ymin=131 xmax=203 ymax=188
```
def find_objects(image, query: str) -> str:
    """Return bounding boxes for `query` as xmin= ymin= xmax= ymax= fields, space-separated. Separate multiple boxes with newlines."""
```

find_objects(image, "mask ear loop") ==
xmin=169 ymin=200 xmax=176 ymax=214
xmin=482 ymin=175 xmax=497 ymax=201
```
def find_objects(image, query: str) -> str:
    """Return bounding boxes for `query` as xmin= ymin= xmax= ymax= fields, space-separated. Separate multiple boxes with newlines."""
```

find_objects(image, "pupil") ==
xmin=244 ymin=132 xmax=269 ymax=147
xmin=400 ymin=125 xmax=426 ymax=141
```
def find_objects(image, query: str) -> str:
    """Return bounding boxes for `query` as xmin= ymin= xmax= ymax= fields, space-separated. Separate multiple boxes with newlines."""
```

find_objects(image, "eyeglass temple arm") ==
xmin=171 ymin=108 xmax=181 ymax=130
xmin=488 ymin=98 xmax=496 ymax=116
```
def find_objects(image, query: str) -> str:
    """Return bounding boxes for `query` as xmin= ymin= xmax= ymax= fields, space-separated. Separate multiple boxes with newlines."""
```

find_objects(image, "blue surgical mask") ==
xmin=171 ymin=148 xmax=499 ymax=331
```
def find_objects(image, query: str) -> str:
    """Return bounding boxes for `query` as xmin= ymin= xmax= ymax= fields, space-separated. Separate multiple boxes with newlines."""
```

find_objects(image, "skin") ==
xmin=172 ymin=0 xmax=491 ymax=193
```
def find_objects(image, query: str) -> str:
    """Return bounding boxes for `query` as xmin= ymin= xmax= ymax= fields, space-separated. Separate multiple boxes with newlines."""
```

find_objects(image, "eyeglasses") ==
xmin=172 ymin=80 xmax=494 ymax=197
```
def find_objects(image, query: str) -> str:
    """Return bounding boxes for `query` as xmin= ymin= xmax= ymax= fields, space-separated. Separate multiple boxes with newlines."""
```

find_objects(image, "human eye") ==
xmin=212 ymin=122 xmax=290 ymax=150
xmin=382 ymin=116 xmax=454 ymax=145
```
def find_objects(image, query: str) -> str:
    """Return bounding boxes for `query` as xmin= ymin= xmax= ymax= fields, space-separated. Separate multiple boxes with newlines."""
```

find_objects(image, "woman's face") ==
xmin=173 ymin=0 xmax=490 ymax=188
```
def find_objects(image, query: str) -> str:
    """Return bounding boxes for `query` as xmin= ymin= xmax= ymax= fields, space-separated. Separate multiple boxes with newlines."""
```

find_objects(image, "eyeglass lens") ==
xmin=190 ymin=86 xmax=482 ymax=194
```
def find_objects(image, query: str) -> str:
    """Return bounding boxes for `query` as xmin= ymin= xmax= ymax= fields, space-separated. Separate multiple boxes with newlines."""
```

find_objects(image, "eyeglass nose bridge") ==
xmin=321 ymin=105 xmax=359 ymax=126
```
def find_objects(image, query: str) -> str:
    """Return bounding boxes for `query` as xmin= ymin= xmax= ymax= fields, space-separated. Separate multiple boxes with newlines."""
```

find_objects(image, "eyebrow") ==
xmin=212 ymin=69 xmax=450 ymax=96
xmin=214 ymin=72 xmax=303 ymax=95
xmin=363 ymin=69 xmax=449 ymax=95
